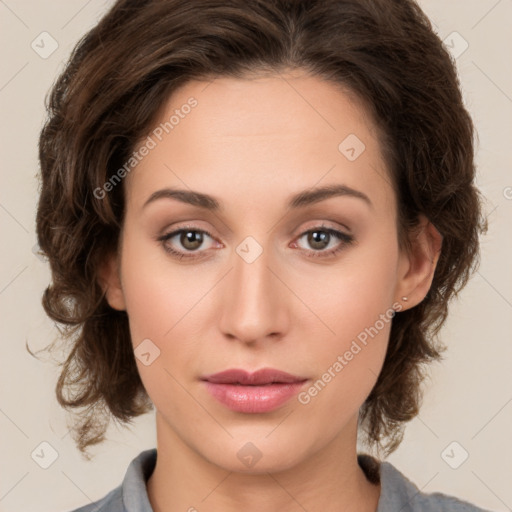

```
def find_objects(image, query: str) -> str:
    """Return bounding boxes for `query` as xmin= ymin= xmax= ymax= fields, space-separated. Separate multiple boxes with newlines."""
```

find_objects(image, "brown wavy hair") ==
xmin=34 ymin=0 xmax=487 ymax=459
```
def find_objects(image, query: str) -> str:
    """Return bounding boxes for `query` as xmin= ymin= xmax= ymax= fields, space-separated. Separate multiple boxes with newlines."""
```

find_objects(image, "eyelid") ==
xmin=292 ymin=219 xmax=352 ymax=236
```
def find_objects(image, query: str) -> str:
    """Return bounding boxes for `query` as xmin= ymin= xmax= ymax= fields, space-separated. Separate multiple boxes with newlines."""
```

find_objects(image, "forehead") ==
xmin=126 ymin=71 xmax=394 ymax=214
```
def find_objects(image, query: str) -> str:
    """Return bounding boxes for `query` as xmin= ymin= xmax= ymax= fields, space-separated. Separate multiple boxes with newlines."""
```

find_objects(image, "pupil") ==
xmin=309 ymin=231 xmax=329 ymax=250
xmin=182 ymin=231 xmax=202 ymax=250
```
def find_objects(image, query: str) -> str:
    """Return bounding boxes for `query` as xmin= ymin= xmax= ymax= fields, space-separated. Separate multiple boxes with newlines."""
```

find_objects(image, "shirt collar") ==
xmin=121 ymin=449 xmax=156 ymax=511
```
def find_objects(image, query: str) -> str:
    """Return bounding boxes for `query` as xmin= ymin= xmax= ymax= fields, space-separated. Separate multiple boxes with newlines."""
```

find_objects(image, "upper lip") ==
xmin=201 ymin=368 xmax=308 ymax=385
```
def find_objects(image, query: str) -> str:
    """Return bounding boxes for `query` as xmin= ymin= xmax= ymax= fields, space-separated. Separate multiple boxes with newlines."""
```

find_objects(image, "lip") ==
xmin=202 ymin=368 xmax=307 ymax=385
xmin=201 ymin=368 xmax=308 ymax=413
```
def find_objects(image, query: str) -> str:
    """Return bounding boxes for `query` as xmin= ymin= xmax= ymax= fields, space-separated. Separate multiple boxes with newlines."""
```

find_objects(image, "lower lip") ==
xmin=203 ymin=381 xmax=307 ymax=413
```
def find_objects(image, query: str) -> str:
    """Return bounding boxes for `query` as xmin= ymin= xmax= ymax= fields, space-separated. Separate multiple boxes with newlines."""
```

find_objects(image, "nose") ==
xmin=218 ymin=239 xmax=290 ymax=345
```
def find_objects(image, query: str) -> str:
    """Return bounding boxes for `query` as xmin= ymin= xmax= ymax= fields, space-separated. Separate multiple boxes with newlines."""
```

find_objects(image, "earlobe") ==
xmin=98 ymin=251 xmax=126 ymax=311
xmin=396 ymin=215 xmax=443 ymax=309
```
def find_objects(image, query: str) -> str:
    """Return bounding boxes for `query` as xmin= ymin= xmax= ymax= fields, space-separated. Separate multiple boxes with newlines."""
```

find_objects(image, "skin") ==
xmin=101 ymin=69 xmax=441 ymax=512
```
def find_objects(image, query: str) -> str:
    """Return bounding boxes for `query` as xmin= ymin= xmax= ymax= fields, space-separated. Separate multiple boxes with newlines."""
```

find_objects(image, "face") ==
xmin=104 ymin=70 xmax=422 ymax=473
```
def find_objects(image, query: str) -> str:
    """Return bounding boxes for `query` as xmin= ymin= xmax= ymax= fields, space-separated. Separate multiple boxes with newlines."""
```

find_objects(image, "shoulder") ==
xmin=358 ymin=454 xmax=494 ymax=512
xmin=65 ymin=448 xmax=157 ymax=512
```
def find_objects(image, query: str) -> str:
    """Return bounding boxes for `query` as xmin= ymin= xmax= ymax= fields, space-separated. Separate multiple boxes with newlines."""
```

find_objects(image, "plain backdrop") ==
xmin=1 ymin=1 xmax=511 ymax=511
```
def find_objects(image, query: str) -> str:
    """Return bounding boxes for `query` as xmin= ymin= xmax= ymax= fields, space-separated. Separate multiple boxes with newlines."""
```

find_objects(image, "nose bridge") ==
xmin=219 ymin=235 xmax=288 ymax=342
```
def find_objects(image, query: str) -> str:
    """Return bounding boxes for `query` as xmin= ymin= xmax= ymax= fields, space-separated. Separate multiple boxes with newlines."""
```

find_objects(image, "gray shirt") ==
xmin=69 ymin=448 xmax=492 ymax=511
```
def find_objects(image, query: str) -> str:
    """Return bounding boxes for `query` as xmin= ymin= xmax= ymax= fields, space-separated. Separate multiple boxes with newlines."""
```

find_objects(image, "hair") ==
xmin=35 ymin=0 xmax=487 ymax=459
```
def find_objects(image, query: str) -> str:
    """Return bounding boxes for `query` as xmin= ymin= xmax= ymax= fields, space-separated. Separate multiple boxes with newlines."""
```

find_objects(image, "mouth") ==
xmin=200 ymin=368 xmax=309 ymax=413
xmin=201 ymin=368 xmax=308 ymax=385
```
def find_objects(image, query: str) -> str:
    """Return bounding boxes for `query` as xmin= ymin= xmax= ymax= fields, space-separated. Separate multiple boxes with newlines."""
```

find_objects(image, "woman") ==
xmin=36 ymin=0 xmax=490 ymax=510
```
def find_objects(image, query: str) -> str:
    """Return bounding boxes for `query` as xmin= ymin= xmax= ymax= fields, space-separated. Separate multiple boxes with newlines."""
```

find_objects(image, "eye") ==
xmin=158 ymin=227 xmax=218 ymax=260
xmin=292 ymin=226 xmax=354 ymax=258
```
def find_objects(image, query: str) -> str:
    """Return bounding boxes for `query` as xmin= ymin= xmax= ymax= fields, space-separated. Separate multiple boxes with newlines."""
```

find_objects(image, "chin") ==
xmin=196 ymin=433 xmax=312 ymax=475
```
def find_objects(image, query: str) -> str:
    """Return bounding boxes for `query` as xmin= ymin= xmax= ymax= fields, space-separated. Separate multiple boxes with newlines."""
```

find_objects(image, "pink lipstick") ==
xmin=201 ymin=368 xmax=308 ymax=413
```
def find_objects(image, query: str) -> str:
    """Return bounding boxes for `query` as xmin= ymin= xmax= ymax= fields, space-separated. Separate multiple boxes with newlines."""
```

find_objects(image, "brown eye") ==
xmin=306 ymin=230 xmax=331 ymax=250
xmin=179 ymin=230 xmax=204 ymax=251
xmin=157 ymin=226 xmax=218 ymax=260
xmin=294 ymin=227 xmax=355 ymax=259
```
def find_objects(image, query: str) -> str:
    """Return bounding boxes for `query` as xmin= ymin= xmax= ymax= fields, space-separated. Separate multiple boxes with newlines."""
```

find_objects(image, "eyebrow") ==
xmin=142 ymin=184 xmax=372 ymax=211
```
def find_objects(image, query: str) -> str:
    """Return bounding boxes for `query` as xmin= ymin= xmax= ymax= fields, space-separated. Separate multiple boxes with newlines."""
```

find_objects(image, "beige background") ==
xmin=1 ymin=1 xmax=511 ymax=511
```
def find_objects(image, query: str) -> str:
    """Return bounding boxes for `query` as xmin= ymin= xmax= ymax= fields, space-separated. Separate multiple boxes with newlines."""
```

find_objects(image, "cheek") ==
xmin=294 ymin=286 xmax=395 ymax=431
xmin=118 ymin=233 xmax=206 ymax=405
xmin=119 ymin=230 xmax=194 ymax=345
xmin=291 ymin=232 xmax=399 ymax=410
xmin=296 ymin=235 xmax=399 ymax=345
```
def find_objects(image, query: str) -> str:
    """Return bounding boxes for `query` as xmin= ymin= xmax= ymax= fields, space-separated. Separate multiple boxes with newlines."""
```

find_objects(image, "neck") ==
xmin=147 ymin=413 xmax=381 ymax=512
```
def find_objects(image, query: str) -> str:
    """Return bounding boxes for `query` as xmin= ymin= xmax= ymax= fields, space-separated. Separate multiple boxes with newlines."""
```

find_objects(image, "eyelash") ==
xmin=157 ymin=224 xmax=354 ymax=261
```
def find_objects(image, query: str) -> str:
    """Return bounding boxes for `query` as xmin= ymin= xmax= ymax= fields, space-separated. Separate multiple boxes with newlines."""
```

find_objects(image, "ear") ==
xmin=395 ymin=215 xmax=443 ymax=310
xmin=98 ymin=250 xmax=126 ymax=311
